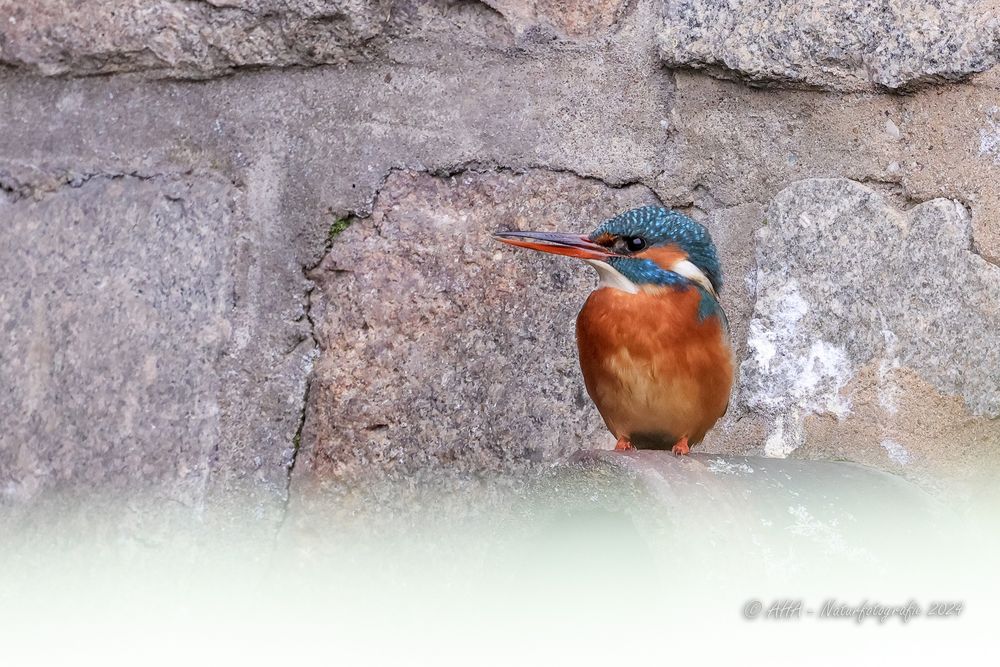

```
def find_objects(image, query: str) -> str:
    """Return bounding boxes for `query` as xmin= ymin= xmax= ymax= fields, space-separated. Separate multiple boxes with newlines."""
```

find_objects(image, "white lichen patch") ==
xmin=979 ymin=106 xmax=1000 ymax=165
xmin=884 ymin=118 xmax=901 ymax=140
xmin=762 ymin=413 xmax=794 ymax=457
xmin=763 ymin=421 xmax=797 ymax=457
xmin=743 ymin=280 xmax=854 ymax=457
xmin=744 ymin=177 xmax=1000 ymax=474
xmin=744 ymin=281 xmax=807 ymax=384
xmin=877 ymin=328 xmax=901 ymax=415
xmin=794 ymin=340 xmax=852 ymax=418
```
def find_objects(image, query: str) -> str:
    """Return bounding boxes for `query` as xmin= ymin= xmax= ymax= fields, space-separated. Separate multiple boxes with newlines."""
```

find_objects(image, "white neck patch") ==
xmin=670 ymin=259 xmax=717 ymax=298
xmin=584 ymin=259 xmax=640 ymax=294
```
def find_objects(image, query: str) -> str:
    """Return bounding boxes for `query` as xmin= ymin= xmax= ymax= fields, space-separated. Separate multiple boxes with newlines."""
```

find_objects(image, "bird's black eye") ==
xmin=625 ymin=236 xmax=646 ymax=252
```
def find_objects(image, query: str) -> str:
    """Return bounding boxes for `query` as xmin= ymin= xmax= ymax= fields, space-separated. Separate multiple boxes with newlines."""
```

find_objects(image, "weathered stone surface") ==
xmin=0 ymin=175 xmax=237 ymax=503
xmin=741 ymin=178 xmax=1000 ymax=488
xmin=699 ymin=204 xmax=763 ymax=372
xmin=0 ymin=0 xmax=514 ymax=77
xmin=0 ymin=0 xmax=631 ymax=78
xmin=298 ymin=169 xmax=662 ymax=486
xmin=800 ymin=365 xmax=1000 ymax=498
xmin=662 ymin=68 xmax=1000 ymax=262
xmin=0 ymin=167 xmax=317 ymax=521
xmin=900 ymin=68 xmax=1000 ymax=261
xmin=658 ymin=0 xmax=1000 ymax=91
xmin=487 ymin=0 xmax=625 ymax=38
xmin=657 ymin=71 xmax=903 ymax=210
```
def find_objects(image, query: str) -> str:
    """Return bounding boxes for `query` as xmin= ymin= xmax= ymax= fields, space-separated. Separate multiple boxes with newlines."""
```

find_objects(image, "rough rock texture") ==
xmin=487 ymin=0 xmax=626 ymax=38
xmin=741 ymin=179 xmax=1000 ymax=490
xmin=0 ymin=175 xmax=237 ymax=503
xmin=802 ymin=366 xmax=1000 ymax=496
xmin=0 ymin=0 xmax=632 ymax=78
xmin=658 ymin=0 xmax=1000 ymax=91
xmin=296 ymin=169 xmax=770 ymax=492
xmin=0 ymin=0 xmax=515 ymax=77
xmin=903 ymin=68 xmax=1000 ymax=262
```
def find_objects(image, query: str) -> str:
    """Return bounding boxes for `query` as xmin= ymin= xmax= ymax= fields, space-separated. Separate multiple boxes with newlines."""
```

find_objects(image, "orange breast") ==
xmin=576 ymin=285 xmax=734 ymax=447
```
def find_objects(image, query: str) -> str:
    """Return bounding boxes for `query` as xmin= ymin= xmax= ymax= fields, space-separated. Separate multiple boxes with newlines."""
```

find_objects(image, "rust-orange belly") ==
xmin=576 ymin=285 xmax=734 ymax=448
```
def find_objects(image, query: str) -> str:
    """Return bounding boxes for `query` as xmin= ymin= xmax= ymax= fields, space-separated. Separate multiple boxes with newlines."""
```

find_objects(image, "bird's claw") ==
xmin=671 ymin=437 xmax=690 ymax=456
xmin=614 ymin=437 xmax=636 ymax=452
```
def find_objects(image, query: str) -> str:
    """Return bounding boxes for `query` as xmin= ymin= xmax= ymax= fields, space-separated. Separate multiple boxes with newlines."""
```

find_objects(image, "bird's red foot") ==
xmin=614 ymin=437 xmax=635 ymax=452
xmin=671 ymin=437 xmax=690 ymax=456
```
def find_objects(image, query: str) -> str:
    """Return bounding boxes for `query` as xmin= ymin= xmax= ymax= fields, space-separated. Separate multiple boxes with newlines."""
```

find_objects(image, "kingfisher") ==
xmin=494 ymin=206 xmax=734 ymax=455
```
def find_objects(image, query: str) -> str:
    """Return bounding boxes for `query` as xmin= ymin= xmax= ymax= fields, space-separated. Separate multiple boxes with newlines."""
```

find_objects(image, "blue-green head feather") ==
xmin=588 ymin=205 xmax=723 ymax=294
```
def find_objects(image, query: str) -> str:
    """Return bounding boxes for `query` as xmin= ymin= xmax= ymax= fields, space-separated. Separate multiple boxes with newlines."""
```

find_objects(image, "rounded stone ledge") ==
xmin=512 ymin=449 xmax=975 ymax=595
xmin=568 ymin=449 xmax=948 ymax=545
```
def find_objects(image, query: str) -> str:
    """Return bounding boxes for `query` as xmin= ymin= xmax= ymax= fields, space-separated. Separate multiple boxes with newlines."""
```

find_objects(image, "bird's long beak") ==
xmin=492 ymin=231 xmax=611 ymax=260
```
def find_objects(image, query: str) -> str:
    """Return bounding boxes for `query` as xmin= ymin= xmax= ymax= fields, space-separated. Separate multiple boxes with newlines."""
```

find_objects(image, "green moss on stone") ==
xmin=328 ymin=216 xmax=352 ymax=242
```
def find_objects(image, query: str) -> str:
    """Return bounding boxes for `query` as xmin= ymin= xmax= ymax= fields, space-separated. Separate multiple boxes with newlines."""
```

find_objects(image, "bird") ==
xmin=494 ymin=205 xmax=734 ymax=455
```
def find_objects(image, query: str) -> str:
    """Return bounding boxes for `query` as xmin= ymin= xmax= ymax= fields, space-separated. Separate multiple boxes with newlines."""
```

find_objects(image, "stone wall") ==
xmin=2 ymin=0 xmax=998 ymax=525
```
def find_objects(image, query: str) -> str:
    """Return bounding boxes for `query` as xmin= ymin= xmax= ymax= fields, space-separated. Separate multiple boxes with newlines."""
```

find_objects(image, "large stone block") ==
xmin=297 ymin=169 xmax=667 ymax=487
xmin=0 ymin=175 xmax=237 ymax=504
xmin=0 ymin=0 xmax=514 ymax=77
xmin=0 ymin=0 xmax=632 ymax=78
xmin=741 ymin=178 xmax=1000 ymax=492
xmin=658 ymin=0 xmax=1000 ymax=91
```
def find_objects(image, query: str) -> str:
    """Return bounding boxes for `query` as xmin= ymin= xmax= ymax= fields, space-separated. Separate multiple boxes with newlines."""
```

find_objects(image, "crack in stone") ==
xmin=0 ymin=167 xmax=220 ymax=202
xmin=664 ymin=61 xmax=994 ymax=95
xmin=276 ymin=209 xmax=359 ymax=528
xmin=0 ymin=173 xmax=28 ymax=201
xmin=840 ymin=175 xmax=998 ymax=267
